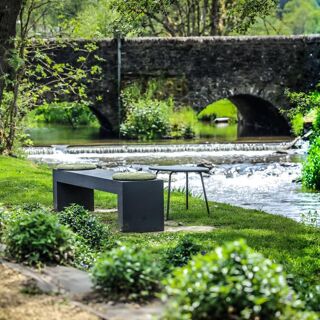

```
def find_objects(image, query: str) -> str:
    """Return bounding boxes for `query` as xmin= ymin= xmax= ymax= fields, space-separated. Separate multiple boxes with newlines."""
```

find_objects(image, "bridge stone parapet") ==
xmin=49 ymin=36 xmax=320 ymax=135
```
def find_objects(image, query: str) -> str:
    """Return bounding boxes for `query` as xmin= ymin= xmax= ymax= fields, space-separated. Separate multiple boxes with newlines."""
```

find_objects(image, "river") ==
xmin=24 ymin=128 xmax=320 ymax=223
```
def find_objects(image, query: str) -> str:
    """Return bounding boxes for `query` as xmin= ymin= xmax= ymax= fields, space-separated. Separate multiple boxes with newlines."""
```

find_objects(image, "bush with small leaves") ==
xmin=120 ymin=98 xmax=171 ymax=140
xmin=58 ymin=204 xmax=113 ymax=250
xmin=92 ymin=245 xmax=162 ymax=301
xmin=302 ymin=136 xmax=320 ymax=190
xmin=163 ymin=236 xmax=203 ymax=271
xmin=162 ymin=240 xmax=315 ymax=320
xmin=70 ymin=234 xmax=99 ymax=270
xmin=288 ymin=276 xmax=320 ymax=312
xmin=4 ymin=210 xmax=73 ymax=265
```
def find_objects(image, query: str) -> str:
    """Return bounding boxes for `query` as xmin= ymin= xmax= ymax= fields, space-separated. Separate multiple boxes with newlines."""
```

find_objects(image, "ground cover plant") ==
xmin=0 ymin=156 xmax=319 ymax=314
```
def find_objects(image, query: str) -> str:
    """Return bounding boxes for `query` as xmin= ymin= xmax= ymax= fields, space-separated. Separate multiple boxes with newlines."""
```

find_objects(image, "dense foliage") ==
xmin=58 ymin=204 xmax=113 ymax=250
xmin=0 ymin=0 xmax=104 ymax=154
xmin=92 ymin=245 xmax=162 ymax=301
xmin=34 ymin=102 xmax=98 ymax=128
xmin=120 ymin=98 xmax=171 ymax=140
xmin=247 ymin=0 xmax=320 ymax=35
xmin=162 ymin=240 xmax=317 ymax=320
xmin=120 ymin=81 xmax=198 ymax=140
xmin=302 ymin=137 xmax=320 ymax=190
xmin=4 ymin=209 xmax=73 ymax=265
xmin=163 ymin=236 xmax=203 ymax=270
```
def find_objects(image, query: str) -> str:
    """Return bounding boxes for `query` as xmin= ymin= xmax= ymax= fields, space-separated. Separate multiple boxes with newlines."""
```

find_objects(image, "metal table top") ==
xmin=149 ymin=165 xmax=209 ymax=173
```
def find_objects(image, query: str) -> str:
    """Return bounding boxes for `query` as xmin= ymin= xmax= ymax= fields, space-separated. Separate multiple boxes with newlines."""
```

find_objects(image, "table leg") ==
xmin=186 ymin=172 xmax=189 ymax=210
xmin=167 ymin=172 xmax=173 ymax=220
xmin=199 ymin=172 xmax=210 ymax=215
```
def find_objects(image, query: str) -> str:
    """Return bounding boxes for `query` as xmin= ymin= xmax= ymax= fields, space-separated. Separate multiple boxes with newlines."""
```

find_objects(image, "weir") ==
xmin=24 ymin=142 xmax=292 ymax=156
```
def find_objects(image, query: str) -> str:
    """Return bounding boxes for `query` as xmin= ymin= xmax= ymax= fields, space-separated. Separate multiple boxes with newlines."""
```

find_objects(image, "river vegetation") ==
xmin=284 ymin=86 xmax=320 ymax=191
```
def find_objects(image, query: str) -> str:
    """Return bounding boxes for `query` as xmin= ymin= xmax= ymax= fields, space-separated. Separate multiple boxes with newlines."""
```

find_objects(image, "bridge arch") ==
xmin=196 ymin=93 xmax=291 ymax=136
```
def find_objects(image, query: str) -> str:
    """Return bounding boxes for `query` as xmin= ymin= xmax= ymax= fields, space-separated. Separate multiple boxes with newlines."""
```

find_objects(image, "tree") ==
xmin=0 ymin=0 xmax=104 ymax=154
xmin=108 ymin=0 xmax=278 ymax=36
xmin=0 ymin=0 xmax=23 ymax=103
xmin=246 ymin=0 xmax=320 ymax=35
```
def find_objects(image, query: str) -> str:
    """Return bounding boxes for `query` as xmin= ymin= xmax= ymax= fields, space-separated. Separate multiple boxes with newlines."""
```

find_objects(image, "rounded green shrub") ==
xmin=302 ymin=137 xmax=320 ymax=190
xmin=163 ymin=236 xmax=203 ymax=271
xmin=291 ymin=113 xmax=304 ymax=136
xmin=92 ymin=245 xmax=162 ymax=301
xmin=312 ymin=109 xmax=320 ymax=138
xmin=4 ymin=210 xmax=73 ymax=265
xmin=162 ymin=240 xmax=307 ymax=320
xmin=120 ymin=98 xmax=171 ymax=140
xmin=58 ymin=204 xmax=113 ymax=250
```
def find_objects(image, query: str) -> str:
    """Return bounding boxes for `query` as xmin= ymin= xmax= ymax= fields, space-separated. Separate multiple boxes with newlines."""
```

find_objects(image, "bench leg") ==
xmin=118 ymin=180 xmax=164 ymax=232
xmin=54 ymin=181 xmax=94 ymax=212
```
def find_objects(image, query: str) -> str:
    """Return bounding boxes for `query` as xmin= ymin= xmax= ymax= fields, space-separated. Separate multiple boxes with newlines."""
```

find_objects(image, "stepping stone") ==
xmin=165 ymin=226 xmax=215 ymax=233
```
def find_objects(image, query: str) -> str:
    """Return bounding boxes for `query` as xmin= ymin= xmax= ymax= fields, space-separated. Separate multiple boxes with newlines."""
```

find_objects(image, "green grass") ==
xmin=0 ymin=156 xmax=117 ymax=208
xmin=0 ymin=155 xmax=319 ymax=285
xmin=198 ymin=99 xmax=238 ymax=121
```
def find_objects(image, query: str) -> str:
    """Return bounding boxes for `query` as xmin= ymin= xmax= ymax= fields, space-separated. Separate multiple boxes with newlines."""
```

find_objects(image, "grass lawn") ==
xmin=0 ymin=155 xmax=319 ymax=286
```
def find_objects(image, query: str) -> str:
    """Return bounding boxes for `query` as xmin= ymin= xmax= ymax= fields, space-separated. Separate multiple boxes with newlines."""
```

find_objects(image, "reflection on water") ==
xmin=26 ymin=123 xmax=292 ymax=146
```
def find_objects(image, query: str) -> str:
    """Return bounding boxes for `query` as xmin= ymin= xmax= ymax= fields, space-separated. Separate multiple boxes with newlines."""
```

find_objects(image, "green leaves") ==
xmin=92 ymin=245 xmax=162 ymax=301
xmin=163 ymin=236 xmax=203 ymax=271
xmin=302 ymin=136 xmax=320 ymax=190
xmin=58 ymin=204 xmax=113 ymax=250
xmin=162 ymin=240 xmax=317 ymax=320
xmin=3 ymin=209 xmax=73 ymax=266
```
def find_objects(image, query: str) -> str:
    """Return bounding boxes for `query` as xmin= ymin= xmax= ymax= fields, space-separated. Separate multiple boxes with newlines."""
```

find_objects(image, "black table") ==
xmin=149 ymin=165 xmax=210 ymax=219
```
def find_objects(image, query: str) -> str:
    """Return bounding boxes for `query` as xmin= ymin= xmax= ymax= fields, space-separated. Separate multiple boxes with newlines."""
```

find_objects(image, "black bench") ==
xmin=53 ymin=169 xmax=164 ymax=232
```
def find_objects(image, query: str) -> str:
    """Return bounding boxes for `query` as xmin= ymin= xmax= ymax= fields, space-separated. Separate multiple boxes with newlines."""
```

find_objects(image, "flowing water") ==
xmin=24 ymin=139 xmax=320 ymax=222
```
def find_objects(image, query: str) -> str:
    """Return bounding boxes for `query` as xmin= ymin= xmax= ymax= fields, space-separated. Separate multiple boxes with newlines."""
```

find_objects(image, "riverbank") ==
xmin=0 ymin=155 xmax=319 ymax=288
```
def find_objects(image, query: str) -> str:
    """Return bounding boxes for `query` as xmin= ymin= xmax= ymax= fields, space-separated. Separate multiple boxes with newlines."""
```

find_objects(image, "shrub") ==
xmin=0 ymin=206 xmax=5 ymax=240
xmin=162 ymin=240 xmax=309 ymax=320
xmin=302 ymin=136 xmax=320 ymax=190
xmin=92 ymin=245 xmax=162 ymax=301
xmin=163 ymin=236 xmax=203 ymax=270
xmin=4 ymin=210 xmax=73 ymax=265
xmin=288 ymin=277 xmax=320 ymax=312
xmin=34 ymin=102 xmax=98 ymax=128
xmin=291 ymin=112 xmax=304 ymax=136
xmin=71 ymin=234 xmax=99 ymax=270
xmin=58 ymin=204 xmax=113 ymax=250
xmin=120 ymin=98 xmax=171 ymax=140
xmin=312 ymin=109 xmax=320 ymax=138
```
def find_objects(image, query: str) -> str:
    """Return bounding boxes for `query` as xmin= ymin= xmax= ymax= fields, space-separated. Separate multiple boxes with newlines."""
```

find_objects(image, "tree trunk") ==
xmin=0 ymin=0 xmax=22 ymax=102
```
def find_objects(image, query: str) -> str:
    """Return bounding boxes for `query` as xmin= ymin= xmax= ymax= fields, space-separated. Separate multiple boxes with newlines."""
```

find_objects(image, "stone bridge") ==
xmin=53 ymin=36 xmax=320 ymax=136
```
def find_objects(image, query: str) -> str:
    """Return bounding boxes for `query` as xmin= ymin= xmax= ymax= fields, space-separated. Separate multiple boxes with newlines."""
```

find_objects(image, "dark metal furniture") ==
xmin=53 ymin=169 xmax=164 ymax=232
xmin=149 ymin=165 xmax=210 ymax=220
